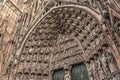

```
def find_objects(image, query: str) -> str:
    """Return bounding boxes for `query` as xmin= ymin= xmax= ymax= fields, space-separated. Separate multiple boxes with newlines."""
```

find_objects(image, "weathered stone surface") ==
xmin=0 ymin=0 xmax=120 ymax=80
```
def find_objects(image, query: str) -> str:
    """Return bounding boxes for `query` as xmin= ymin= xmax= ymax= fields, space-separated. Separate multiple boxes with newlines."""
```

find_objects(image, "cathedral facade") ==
xmin=0 ymin=0 xmax=120 ymax=80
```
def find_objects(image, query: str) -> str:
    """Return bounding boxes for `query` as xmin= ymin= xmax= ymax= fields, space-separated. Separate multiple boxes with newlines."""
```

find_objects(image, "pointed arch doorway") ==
xmin=13 ymin=5 xmax=104 ymax=80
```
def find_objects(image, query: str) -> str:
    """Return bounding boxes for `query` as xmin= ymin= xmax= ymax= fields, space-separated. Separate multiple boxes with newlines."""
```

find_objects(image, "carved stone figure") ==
xmin=86 ymin=61 xmax=94 ymax=80
xmin=0 ymin=0 xmax=120 ymax=80
xmin=64 ymin=71 xmax=71 ymax=80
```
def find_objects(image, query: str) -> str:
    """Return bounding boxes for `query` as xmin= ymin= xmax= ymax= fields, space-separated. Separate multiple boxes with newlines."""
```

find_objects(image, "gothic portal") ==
xmin=0 ymin=0 xmax=120 ymax=80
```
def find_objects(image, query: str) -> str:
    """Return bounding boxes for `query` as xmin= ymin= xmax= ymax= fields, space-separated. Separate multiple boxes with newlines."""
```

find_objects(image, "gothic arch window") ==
xmin=71 ymin=63 xmax=89 ymax=80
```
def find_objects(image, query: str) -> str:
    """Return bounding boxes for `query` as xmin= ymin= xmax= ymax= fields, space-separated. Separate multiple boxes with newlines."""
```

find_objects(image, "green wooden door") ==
xmin=71 ymin=64 xmax=89 ymax=80
xmin=52 ymin=69 xmax=64 ymax=80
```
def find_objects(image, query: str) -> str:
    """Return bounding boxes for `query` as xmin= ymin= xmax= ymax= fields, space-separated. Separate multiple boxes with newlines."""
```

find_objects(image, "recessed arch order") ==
xmin=13 ymin=4 xmax=108 ymax=80
xmin=17 ymin=5 xmax=103 ymax=56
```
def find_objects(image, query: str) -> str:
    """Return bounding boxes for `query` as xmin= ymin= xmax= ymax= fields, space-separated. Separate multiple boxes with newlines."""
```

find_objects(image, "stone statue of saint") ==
xmin=97 ymin=58 xmax=104 ymax=80
xmin=64 ymin=71 xmax=71 ymax=80
xmin=105 ymin=49 xmax=118 ymax=73
xmin=87 ymin=60 xmax=94 ymax=80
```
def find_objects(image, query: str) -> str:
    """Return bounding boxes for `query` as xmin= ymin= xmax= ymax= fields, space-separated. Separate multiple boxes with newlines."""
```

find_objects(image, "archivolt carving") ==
xmin=4 ymin=2 xmax=120 ymax=80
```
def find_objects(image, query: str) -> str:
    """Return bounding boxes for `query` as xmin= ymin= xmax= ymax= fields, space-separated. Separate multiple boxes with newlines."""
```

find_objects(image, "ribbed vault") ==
xmin=14 ymin=5 xmax=108 ymax=80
